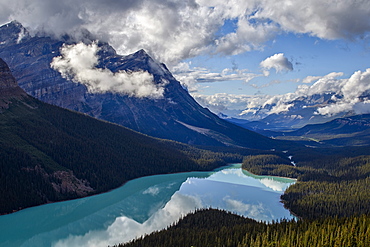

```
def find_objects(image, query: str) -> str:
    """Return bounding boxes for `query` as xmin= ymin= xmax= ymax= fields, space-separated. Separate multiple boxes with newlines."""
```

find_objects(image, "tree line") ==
xmin=116 ymin=208 xmax=370 ymax=247
xmin=0 ymin=96 xmax=247 ymax=214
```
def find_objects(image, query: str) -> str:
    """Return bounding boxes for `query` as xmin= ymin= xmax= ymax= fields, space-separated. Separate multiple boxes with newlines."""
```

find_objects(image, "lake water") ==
xmin=0 ymin=164 xmax=295 ymax=247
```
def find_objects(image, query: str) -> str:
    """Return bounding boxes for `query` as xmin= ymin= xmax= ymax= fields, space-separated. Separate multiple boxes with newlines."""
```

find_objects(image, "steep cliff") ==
xmin=0 ymin=21 xmax=288 ymax=150
xmin=0 ymin=57 xmax=27 ymax=109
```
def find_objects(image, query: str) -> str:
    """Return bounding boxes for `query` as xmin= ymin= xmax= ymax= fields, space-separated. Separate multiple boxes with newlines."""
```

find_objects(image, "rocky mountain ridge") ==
xmin=238 ymin=93 xmax=349 ymax=131
xmin=0 ymin=58 xmax=244 ymax=214
xmin=0 ymin=57 xmax=27 ymax=109
xmin=0 ymin=21 xmax=287 ymax=150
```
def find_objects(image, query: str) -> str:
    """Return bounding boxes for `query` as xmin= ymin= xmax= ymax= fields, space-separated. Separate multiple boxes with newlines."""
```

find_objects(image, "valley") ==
xmin=0 ymin=164 xmax=295 ymax=246
xmin=0 ymin=18 xmax=370 ymax=247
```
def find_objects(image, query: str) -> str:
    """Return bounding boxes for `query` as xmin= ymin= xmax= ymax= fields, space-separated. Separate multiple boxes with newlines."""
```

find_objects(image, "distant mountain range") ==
xmin=273 ymin=114 xmax=370 ymax=147
xmin=228 ymin=113 xmax=370 ymax=147
xmin=0 ymin=21 xmax=288 ymax=150
xmin=229 ymin=93 xmax=350 ymax=131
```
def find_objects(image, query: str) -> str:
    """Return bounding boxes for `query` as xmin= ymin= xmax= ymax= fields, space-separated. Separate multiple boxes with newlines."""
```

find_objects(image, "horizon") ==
xmin=1 ymin=0 xmax=370 ymax=119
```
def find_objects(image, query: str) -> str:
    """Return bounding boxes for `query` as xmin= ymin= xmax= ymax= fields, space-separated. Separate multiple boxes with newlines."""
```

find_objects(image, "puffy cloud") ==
xmin=193 ymin=92 xmax=278 ymax=119
xmin=246 ymin=69 xmax=370 ymax=116
xmin=316 ymin=69 xmax=370 ymax=116
xmin=302 ymin=75 xmax=322 ymax=84
xmin=241 ymin=72 xmax=345 ymax=115
xmin=51 ymin=42 xmax=166 ymax=98
xmin=192 ymin=93 xmax=265 ymax=116
xmin=268 ymin=103 xmax=294 ymax=115
xmin=2 ymin=0 xmax=370 ymax=65
xmin=215 ymin=16 xmax=280 ymax=55
xmin=254 ymin=0 xmax=370 ymax=40
xmin=172 ymin=62 xmax=262 ymax=92
xmin=300 ymin=72 xmax=344 ymax=95
xmin=4 ymin=0 xmax=370 ymax=117
xmin=260 ymin=53 xmax=293 ymax=75
xmin=199 ymin=68 xmax=370 ymax=118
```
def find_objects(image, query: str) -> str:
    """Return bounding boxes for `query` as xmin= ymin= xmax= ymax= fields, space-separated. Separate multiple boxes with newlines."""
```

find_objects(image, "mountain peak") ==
xmin=0 ymin=58 xmax=27 ymax=107
xmin=121 ymin=49 xmax=170 ymax=77
xmin=128 ymin=49 xmax=155 ymax=63
xmin=133 ymin=49 xmax=149 ymax=58
xmin=0 ymin=58 xmax=19 ymax=89
xmin=0 ymin=20 xmax=30 ymax=45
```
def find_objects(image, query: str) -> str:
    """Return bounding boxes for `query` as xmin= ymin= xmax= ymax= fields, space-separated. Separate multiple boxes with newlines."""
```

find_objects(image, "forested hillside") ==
xmin=118 ymin=209 xmax=370 ymax=247
xmin=241 ymin=151 xmax=370 ymax=219
xmin=116 ymin=148 xmax=370 ymax=246
xmin=0 ymin=94 xmax=250 ymax=214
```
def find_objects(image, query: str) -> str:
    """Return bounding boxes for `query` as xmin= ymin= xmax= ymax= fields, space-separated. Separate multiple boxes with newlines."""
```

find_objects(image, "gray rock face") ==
xmin=0 ymin=21 xmax=282 ymax=150
xmin=0 ymin=58 xmax=19 ymax=89
xmin=0 ymin=58 xmax=27 ymax=109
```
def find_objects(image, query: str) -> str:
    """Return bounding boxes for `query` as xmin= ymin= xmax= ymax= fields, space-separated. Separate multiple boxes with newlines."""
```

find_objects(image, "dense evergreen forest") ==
xmin=242 ymin=152 xmax=370 ymax=219
xmin=117 ymin=209 xmax=370 ymax=247
xmin=115 ymin=147 xmax=370 ymax=246
xmin=2 ymin=60 xmax=370 ymax=245
xmin=0 ymin=95 xmax=252 ymax=214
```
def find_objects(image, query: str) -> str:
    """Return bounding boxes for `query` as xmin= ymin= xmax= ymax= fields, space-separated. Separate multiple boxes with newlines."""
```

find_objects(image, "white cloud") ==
xmin=215 ymin=16 xmax=280 ymax=55
xmin=244 ymin=69 xmax=370 ymax=116
xmin=172 ymin=62 xmax=262 ymax=92
xmin=193 ymin=69 xmax=352 ymax=116
xmin=192 ymin=92 xmax=277 ymax=119
xmin=302 ymin=75 xmax=322 ymax=84
xmin=254 ymin=0 xmax=370 ymax=40
xmin=2 ymin=0 xmax=370 ymax=65
xmin=196 ymin=68 xmax=370 ymax=118
xmin=260 ymin=53 xmax=293 ymax=75
xmin=4 ymin=0 xmax=370 ymax=117
xmin=269 ymin=103 xmax=294 ymax=115
xmin=316 ymin=69 xmax=370 ymax=116
xmin=239 ymin=72 xmax=346 ymax=115
xmin=192 ymin=93 xmax=265 ymax=116
xmin=51 ymin=42 xmax=166 ymax=98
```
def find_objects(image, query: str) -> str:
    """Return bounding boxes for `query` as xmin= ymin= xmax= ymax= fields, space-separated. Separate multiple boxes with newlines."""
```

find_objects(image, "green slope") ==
xmin=0 ymin=95 xmax=246 ymax=214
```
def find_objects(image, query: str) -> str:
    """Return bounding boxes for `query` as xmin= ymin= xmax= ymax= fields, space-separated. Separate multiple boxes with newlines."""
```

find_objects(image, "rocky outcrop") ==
xmin=0 ymin=58 xmax=18 ymax=89
xmin=0 ymin=58 xmax=27 ymax=109
xmin=51 ymin=170 xmax=94 ymax=197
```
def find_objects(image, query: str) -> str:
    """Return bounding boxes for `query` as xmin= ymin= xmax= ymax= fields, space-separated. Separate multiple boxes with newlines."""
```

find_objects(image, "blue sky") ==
xmin=185 ymin=31 xmax=370 ymax=96
xmin=1 ymin=0 xmax=370 ymax=118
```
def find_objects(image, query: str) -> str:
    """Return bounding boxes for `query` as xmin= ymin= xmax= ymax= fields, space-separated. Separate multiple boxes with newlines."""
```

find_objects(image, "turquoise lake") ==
xmin=0 ymin=164 xmax=296 ymax=247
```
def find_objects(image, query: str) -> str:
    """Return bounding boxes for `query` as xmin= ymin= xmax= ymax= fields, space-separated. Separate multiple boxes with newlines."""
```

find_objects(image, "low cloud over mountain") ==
xmin=51 ymin=42 xmax=166 ymax=98
xmin=1 ymin=0 xmax=370 ymax=66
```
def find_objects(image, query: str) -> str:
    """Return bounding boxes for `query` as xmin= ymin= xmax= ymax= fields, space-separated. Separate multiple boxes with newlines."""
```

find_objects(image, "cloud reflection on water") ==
xmin=53 ymin=167 xmax=295 ymax=247
xmin=53 ymin=192 xmax=202 ymax=247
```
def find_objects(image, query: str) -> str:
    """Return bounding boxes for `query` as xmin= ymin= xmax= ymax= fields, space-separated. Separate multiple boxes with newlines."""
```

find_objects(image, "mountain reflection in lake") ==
xmin=0 ymin=164 xmax=295 ymax=247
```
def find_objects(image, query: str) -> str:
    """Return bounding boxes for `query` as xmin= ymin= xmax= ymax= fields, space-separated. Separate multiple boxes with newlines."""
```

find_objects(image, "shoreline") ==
xmin=1 ymin=163 xmax=296 ymax=217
